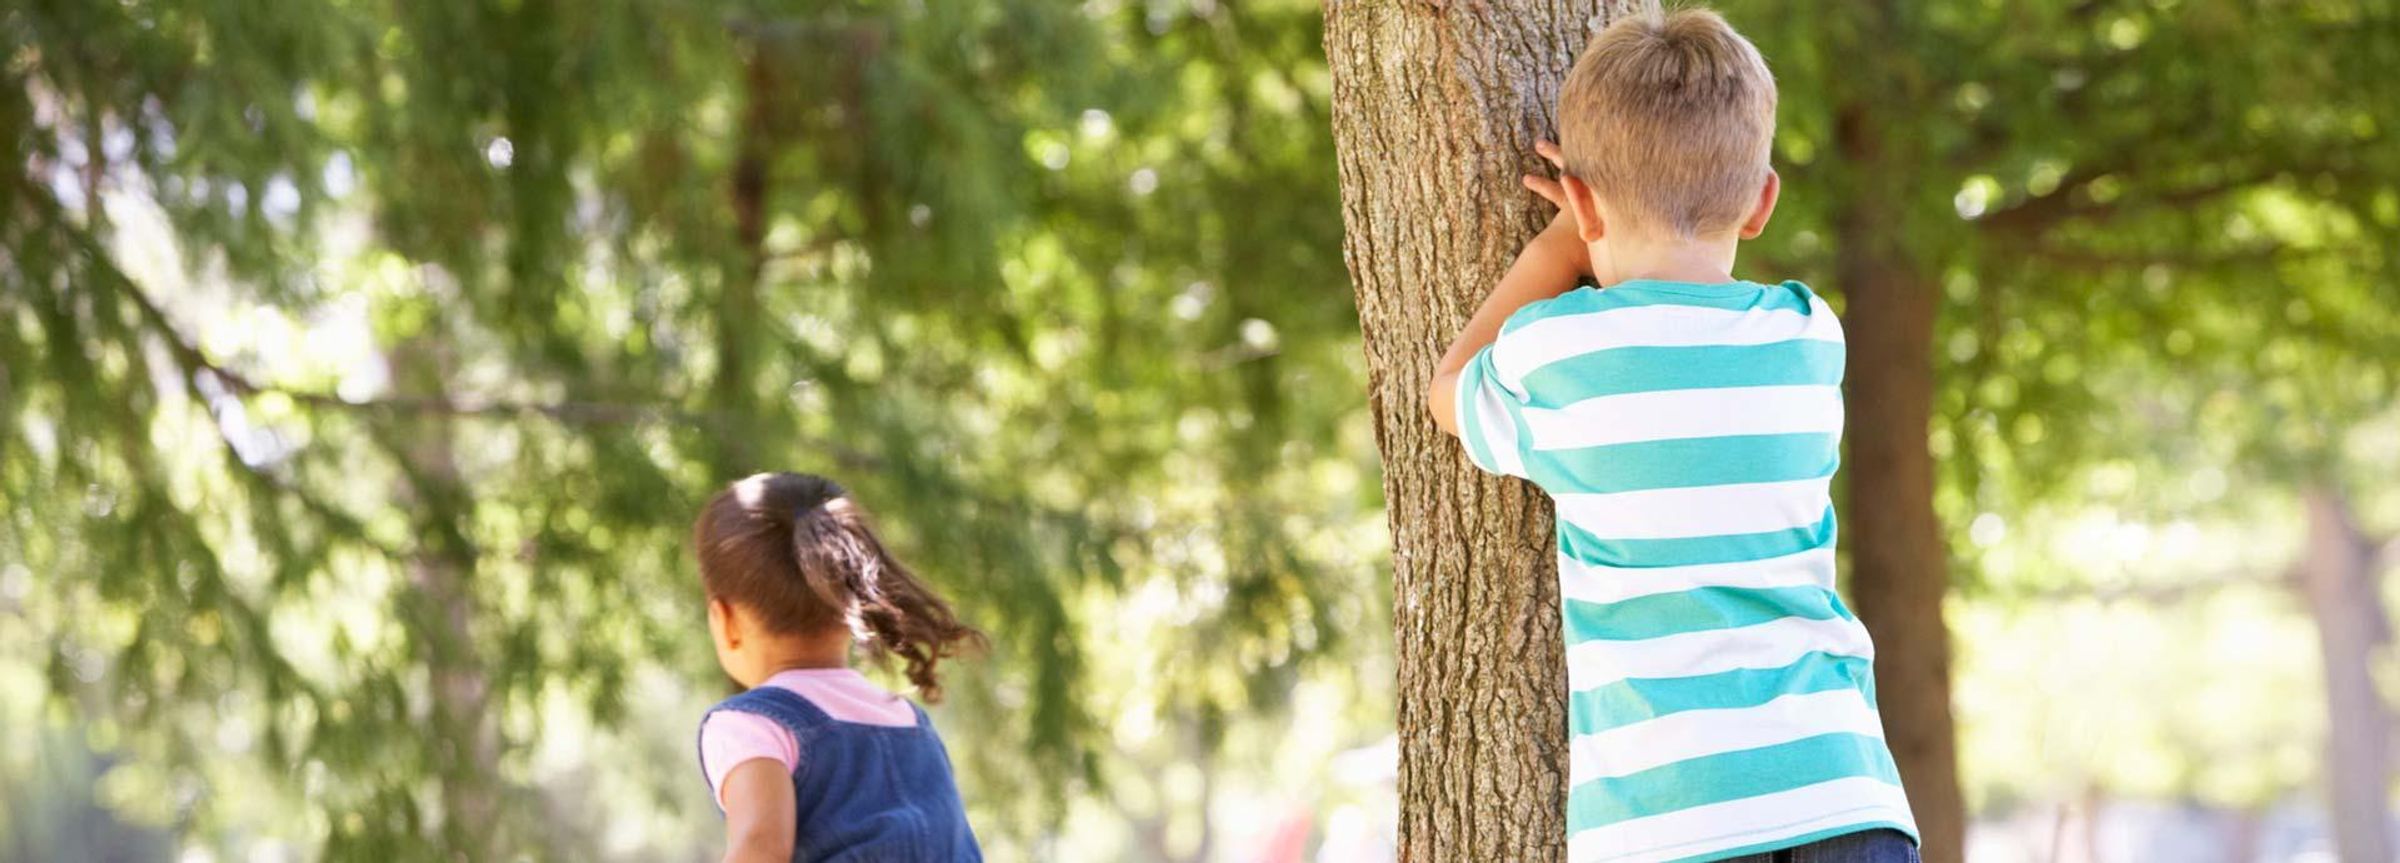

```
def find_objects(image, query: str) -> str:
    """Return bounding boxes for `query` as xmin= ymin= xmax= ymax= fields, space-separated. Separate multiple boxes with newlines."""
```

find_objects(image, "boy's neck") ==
xmin=1591 ymin=231 xmax=1743 ymax=286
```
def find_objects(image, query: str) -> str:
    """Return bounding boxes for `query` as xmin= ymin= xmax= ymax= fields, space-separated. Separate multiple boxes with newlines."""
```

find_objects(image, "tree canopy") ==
xmin=5 ymin=0 xmax=1377 ymax=858
xmin=4 ymin=0 xmax=2396 ymax=859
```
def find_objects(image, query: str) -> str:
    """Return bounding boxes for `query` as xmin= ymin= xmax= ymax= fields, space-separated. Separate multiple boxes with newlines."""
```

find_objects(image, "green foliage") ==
xmin=3 ymin=0 xmax=1375 ymax=858
xmin=1719 ymin=0 xmax=2400 ymax=813
xmin=7 ymin=0 xmax=2398 ymax=856
xmin=1725 ymin=0 xmax=2399 ymax=516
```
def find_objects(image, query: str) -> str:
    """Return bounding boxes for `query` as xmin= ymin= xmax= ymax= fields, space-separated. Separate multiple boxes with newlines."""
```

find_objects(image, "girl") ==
xmin=692 ymin=472 xmax=986 ymax=863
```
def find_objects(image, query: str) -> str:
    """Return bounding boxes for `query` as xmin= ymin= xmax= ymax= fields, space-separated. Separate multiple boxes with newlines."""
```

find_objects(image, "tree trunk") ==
xmin=2229 ymin=808 xmax=2265 ymax=863
xmin=2300 ymin=485 xmax=2393 ymax=863
xmin=1832 ymin=66 xmax=1970 ymax=863
xmin=1323 ymin=2 xmax=1633 ymax=859
xmin=714 ymin=40 xmax=777 ymax=473
xmin=385 ymin=333 xmax=504 ymax=862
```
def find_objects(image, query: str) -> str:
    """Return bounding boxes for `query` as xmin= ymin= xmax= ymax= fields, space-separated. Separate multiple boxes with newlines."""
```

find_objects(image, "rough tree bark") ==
xmin=1324 ymin=2 xmax=1634 ymax=858
xmin=2299 ymin=486 xmax=2393 ymax=863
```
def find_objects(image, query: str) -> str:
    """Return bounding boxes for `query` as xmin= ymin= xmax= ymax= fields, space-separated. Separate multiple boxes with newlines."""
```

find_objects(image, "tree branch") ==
xmin=1981 ymin=164 xmax=2302 ymax=236
xmin=2021 ymin=244 xmax=2287 ymax=275
xmin=10 ymin=168 xmax=701 ymax=432
xmin=108 ymin=264 xmax=700 ymax=428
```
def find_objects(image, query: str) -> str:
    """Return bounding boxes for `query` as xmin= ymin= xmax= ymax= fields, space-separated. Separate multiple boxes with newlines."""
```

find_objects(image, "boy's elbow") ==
xmin=1426 ymin=372 xmax=1461 ymax=436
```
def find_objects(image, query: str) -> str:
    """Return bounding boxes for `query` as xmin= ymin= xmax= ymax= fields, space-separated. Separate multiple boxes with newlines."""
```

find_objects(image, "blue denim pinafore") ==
xmin=701 ymin=687 xmax=982 ymax=863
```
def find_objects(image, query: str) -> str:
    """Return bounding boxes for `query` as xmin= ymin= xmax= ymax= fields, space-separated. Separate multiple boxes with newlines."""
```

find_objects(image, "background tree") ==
xmin=1713 ymin=0 xmax=2400 ymax=857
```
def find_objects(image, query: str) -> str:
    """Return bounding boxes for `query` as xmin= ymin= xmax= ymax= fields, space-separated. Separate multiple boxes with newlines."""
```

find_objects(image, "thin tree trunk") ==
xmin=714 ymin=39 xmax=777 ymax=471
xmin=2300 ymin=485 xmax=2393 ymax=863
xmin=1830 ymin=20 xmax=1969 ymax=858
xmin=2227 ymin=807 xmax=2264 ymax=863
xmin=1324 ymin=2 xmax=1634 ymax=858
xmin=386 ymin=333 xmax=503 ymax=861
xmin=2080 ymin=783 xmax=2103 ymax=863
xmin=2048 ymin=801 xmax=2069 ymax=863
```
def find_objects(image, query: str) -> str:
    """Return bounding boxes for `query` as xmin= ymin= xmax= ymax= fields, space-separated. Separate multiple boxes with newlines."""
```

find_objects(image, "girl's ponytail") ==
xmin=695 ymin=472 xmax=985 ymax=702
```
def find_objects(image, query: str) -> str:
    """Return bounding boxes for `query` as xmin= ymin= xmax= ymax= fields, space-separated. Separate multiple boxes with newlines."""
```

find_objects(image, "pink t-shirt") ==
xmin=699 ymin=668 xmax=918 ymax=808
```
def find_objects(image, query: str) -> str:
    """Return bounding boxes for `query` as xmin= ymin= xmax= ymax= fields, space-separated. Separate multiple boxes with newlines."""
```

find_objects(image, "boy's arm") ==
xmin=1428 ymin=141 xmax=1592 ymax=436
xmin=719 ymin=759 xmax=797 ymax=863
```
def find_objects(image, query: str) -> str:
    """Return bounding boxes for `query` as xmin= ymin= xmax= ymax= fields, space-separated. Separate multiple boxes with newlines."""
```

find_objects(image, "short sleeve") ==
xmin=1454 ymin=343 xmax=1530 ymax=478
xmin=699 ymin=709 xmax=801 ymax=810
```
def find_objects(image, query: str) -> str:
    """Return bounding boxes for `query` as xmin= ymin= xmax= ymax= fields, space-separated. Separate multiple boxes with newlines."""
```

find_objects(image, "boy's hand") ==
xmin=1427 ymin=139 xmax=1596 ymax=437
xmin=1519 ymin=140 xmax=1593 ymax=278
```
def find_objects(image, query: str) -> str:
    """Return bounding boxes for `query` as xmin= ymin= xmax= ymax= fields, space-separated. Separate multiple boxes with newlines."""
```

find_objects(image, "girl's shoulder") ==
xmin=741 ymin=669 xmax=921 ymax=729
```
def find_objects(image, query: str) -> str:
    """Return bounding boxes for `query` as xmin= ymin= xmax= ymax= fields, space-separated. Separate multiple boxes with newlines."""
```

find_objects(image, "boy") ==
xmin=1428 ymin=8 xmax=1920 ymax=863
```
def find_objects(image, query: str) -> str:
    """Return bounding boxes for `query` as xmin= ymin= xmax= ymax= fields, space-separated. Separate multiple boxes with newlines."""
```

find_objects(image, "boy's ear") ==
xmin=1562 ymin=174 xmax=1607 ymax=244
xmin=1738 ymin=169 xmax=1781 ymax=240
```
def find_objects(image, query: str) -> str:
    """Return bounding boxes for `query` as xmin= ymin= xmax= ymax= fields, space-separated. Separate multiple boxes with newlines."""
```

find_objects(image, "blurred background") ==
xmin=1 ymin=0 xmax=2395 ymax=861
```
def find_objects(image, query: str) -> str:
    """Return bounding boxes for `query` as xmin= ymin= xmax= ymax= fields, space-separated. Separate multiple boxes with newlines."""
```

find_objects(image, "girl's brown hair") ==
xmin=693 ymin=472 xmax=984 ymax=701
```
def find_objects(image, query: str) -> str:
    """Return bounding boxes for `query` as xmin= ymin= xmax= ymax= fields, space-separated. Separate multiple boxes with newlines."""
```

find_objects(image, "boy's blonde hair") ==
xmin=1558 ymin=7 xmax=1776 ymax=238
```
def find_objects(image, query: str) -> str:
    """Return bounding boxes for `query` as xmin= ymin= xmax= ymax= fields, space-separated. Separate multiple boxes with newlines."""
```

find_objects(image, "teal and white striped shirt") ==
xmin=1455 ymin=279 xmax=1917 ymax=863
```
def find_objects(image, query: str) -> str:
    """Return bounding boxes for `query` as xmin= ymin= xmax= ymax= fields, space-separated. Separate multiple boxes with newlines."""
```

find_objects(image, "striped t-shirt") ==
xmin=1454 ymin=279 xmax=1917 ymax=863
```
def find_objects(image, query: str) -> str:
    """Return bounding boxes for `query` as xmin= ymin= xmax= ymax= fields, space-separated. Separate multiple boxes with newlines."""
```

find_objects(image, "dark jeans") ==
xmin=1722 ymin=829 xmax=1919 ymax=863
